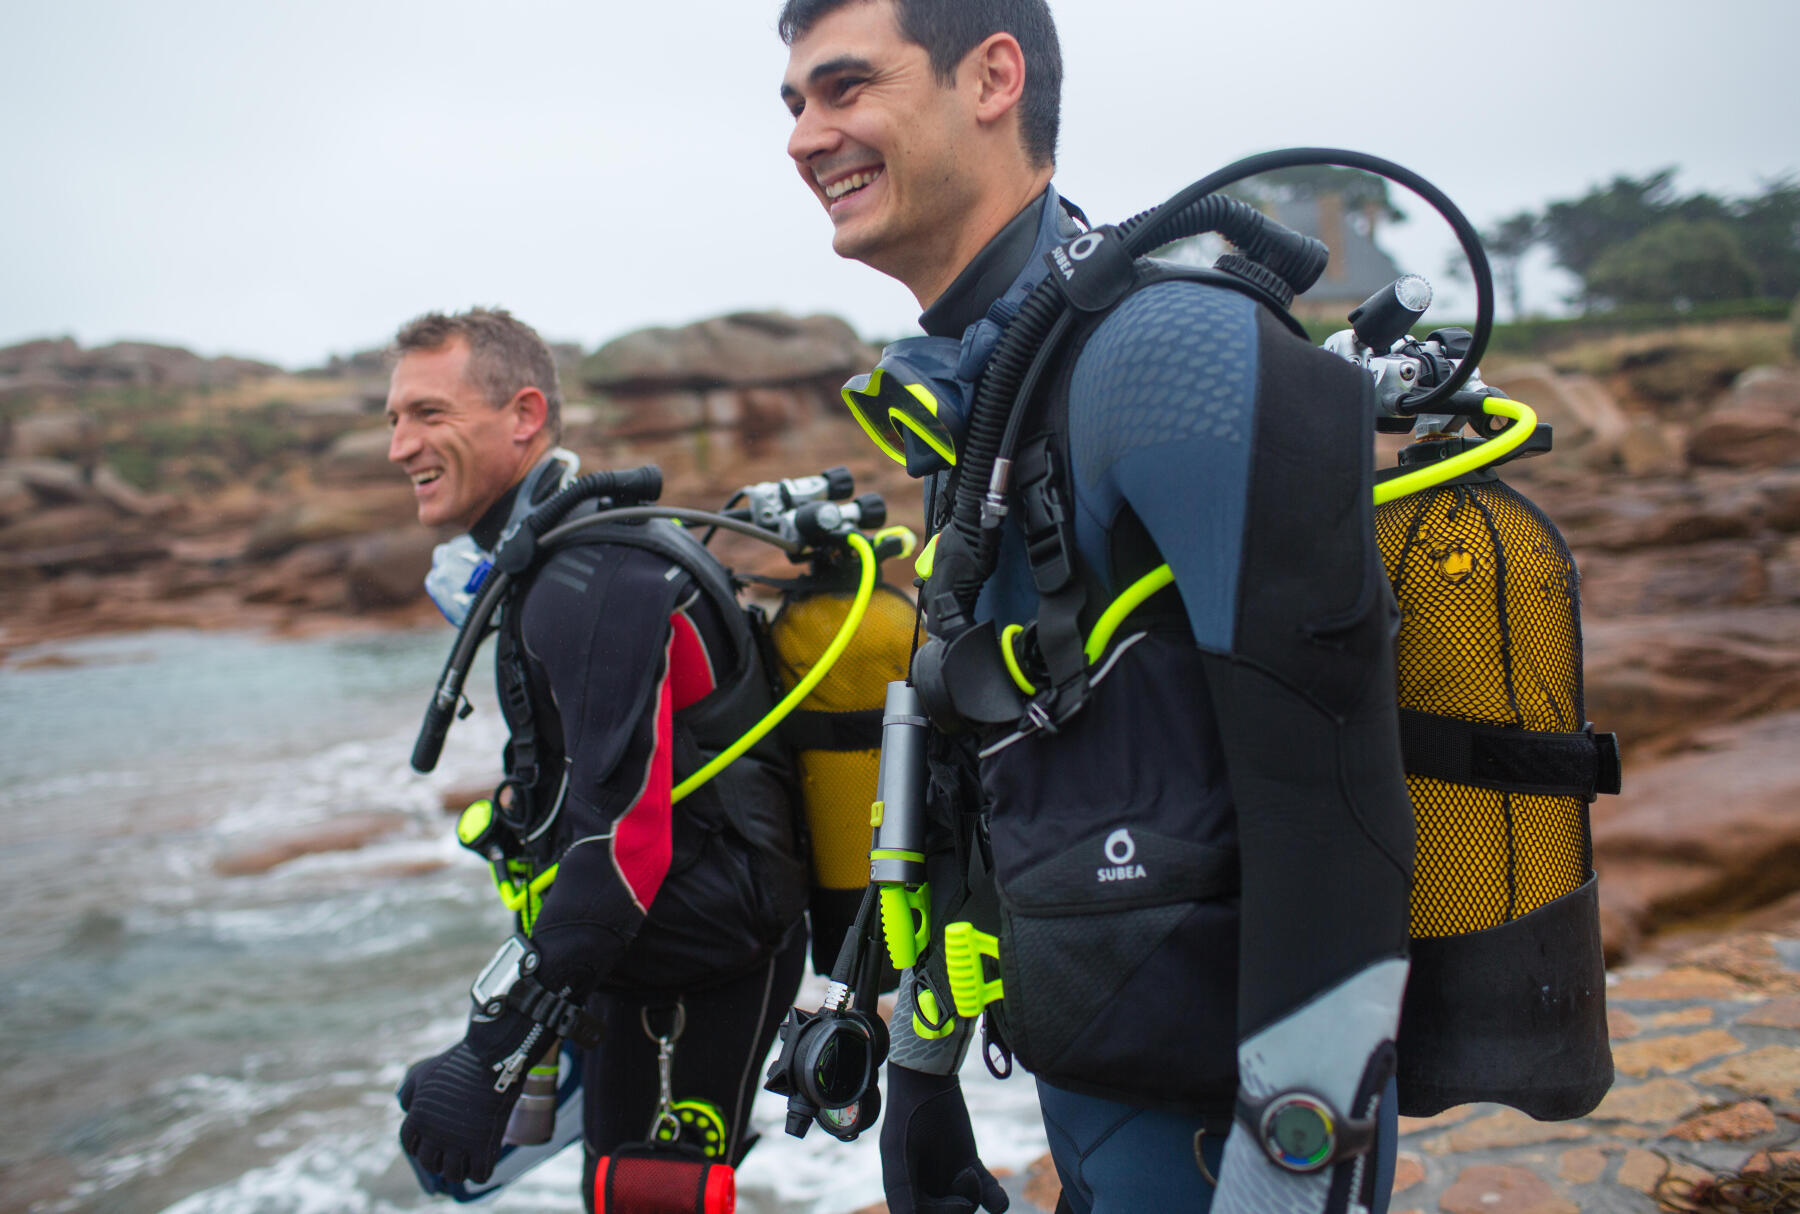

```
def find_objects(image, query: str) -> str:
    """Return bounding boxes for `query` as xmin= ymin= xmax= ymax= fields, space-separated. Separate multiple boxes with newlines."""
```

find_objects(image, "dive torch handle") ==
xmin=869 ymin=681 xmax=930 ymax=885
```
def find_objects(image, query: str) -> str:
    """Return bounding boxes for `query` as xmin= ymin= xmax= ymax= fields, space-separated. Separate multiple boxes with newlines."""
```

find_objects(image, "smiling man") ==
xmin=387 ymin=313 xmax=560 ymax=533
xmin=780 ymin=0 xmax=1055 ymax=310
xmin=385 ymin=309 xmax=809 ymax=1209
xmin=778 ymin=5 xmax=1412 ymax=1214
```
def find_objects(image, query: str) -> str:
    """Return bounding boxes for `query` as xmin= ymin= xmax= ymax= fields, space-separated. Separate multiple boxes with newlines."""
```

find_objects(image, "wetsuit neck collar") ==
xmin=469 ymin=449 xmax=580 ymax=550
xmin=919 ymin=185 xmax=1084 ymax=339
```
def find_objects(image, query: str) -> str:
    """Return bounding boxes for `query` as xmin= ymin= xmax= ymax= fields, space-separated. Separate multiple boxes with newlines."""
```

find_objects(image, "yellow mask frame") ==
xmin=841 ymin=367 xmax=959 ymax=469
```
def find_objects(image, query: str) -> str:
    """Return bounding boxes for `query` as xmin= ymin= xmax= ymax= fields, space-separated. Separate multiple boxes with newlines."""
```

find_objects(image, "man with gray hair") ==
xmin=387 ymin=308 xmax=810 ymax=1206
xmin=387 ymin=308 xmax=568 ymax=535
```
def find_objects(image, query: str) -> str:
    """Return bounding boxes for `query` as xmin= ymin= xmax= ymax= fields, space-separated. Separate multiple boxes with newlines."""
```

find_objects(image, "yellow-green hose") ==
xmin=671 ymin=531 xmax=879 ymax=803
xmin=1083 ymin=398 xmax=1538 ymax=663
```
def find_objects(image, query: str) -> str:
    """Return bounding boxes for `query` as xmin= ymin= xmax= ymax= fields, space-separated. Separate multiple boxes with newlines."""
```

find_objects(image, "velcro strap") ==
xmin=1398 ymin=710 xmax=1622 ymax=801
xmin=509 ymin=978 xmax=604 ymax=1049
xmin=781 ymin=708 xmax=884 ymax=753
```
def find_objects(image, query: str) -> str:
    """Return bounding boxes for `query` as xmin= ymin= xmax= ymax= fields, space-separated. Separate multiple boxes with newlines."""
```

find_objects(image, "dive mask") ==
xmin=840 ymin=337 xmax=967 ymax=478
xmin=423 ymin=448 xmax=580 ymax=626
xmin=424 ymin=533 xmax=495 ymax=628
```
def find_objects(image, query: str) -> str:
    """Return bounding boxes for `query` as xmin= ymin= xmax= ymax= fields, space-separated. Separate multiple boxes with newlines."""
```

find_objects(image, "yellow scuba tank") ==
xmin=1376 ymin=463 xmax=1621 ymax=1120
xmin=767 ymin=575 xmax=918 ymax=972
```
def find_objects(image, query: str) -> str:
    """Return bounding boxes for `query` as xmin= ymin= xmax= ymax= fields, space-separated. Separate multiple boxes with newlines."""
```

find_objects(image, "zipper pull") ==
xmin=492 ymin=1025 xmax=544 ymax=1092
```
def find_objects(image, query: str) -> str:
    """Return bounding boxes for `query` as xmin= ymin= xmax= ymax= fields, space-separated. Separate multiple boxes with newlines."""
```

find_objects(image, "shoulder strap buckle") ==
xmin=1016 ymin=436 xmax=1076 ymax=595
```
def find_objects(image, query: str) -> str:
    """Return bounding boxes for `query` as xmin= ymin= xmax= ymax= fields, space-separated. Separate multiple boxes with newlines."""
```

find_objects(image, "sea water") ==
xmin=0 ymin=629 xmax=1047 ymax=1214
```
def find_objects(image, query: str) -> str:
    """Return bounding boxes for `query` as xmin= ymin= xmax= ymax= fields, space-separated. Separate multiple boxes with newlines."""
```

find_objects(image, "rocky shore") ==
xmin=0 ymin=314 xmax=905 ymax=658
xmin=6 ymin=314 xmax=1800 ymax=1212
xmin=3 ymin=318 xmax=1799 ymax=971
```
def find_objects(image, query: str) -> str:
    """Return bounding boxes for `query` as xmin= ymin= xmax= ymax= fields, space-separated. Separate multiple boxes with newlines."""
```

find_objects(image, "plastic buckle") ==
xmin=1017 ymin=456 xmax=1074 ymax=594
xmin=1587 ymin=722 xmax=1623 ymax=797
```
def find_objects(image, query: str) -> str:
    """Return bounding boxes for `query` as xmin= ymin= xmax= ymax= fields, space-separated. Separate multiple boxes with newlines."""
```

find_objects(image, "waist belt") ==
xmin=1398 ymin=709 xmax=1622 ymax=802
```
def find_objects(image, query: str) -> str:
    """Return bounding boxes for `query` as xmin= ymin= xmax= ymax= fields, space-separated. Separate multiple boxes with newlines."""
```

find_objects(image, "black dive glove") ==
xmin=881 ymin=1063 xmax=1010 ymax=1214
xmin=397 ymin=1008 xmax=547 ymax=1185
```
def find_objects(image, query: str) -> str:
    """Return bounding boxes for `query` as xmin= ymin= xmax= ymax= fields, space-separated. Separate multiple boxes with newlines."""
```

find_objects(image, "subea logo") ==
xmin=1050 ymin=232 xmax=1106 ymax=281
xmin=1097 ymin=828 xmax=1147 ymax=883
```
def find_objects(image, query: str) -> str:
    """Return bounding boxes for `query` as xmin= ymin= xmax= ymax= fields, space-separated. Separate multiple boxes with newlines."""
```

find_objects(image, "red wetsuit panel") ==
xmin=612 ymin=635 xmax=678 ymax=911
xmin=666 ymin=608 xmax=718 ymax=710
xmin=611 ymin=611 xmax=716 ymax=911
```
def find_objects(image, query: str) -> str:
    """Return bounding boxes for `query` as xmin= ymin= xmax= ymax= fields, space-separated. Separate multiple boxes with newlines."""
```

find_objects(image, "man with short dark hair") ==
xmin=778 ymin=5 xmax=1409 ymax=1213
xmin=388 ymin=308 xmax=809 ymax=1207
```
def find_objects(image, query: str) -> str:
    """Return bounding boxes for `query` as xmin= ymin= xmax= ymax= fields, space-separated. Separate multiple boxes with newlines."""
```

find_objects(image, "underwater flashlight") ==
xmin=870 ymin=682 xmax=932 ymax=970
xmin=1350 ymin=274 xmax=1434 ymax=353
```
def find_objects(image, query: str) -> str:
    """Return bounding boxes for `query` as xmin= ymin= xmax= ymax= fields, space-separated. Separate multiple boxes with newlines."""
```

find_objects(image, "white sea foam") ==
xmin=7 ymin=630 xmax=1055 ymax=1214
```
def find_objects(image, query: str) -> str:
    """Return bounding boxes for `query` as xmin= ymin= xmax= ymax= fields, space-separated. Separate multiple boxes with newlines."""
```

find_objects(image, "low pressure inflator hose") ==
xmin=671 ymin=531 xmax=879 ymax=803
xmin=1082 ymin=398 xmax=1538 ymax=663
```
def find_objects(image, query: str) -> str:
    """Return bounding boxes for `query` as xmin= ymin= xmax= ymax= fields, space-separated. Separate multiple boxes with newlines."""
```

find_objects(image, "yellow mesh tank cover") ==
xmin=1376 ymin=480 xmax=1591 ymax=938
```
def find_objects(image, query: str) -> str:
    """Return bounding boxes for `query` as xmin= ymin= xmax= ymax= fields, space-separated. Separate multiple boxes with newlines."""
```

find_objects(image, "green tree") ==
xmin=1442 ymin=210 xmax=1540 ymax=320
xmin=1736 ymin=175 xmax=1800 ymax=299
xmin=1538 ymin=169 xmax=1682 ymax=282
xmin=1487 ymin=211 xmax=1540 ymax=320
xmin=1583 ymin=218 xmax=1758 ymax=307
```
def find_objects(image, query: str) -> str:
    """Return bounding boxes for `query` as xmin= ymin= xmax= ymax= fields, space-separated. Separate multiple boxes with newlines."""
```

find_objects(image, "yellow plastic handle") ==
xmin=1001 ymin=623 xmax=1039 ymax=695
xmin=491 ymin=861 xmax=558 ymax=933
xmin=875 ymin=524 xmax=920 ymax=560
xmin=943 ymin=920 xmax=1004 ymax=1018
xmin=879 ymin=882 xmax=932 ymax=969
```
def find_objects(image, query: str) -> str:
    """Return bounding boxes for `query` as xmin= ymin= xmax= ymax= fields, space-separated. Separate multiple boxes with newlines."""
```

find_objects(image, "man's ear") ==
xmin=508 ymin=386 xmax=550 ymax=445
xmin=968 ymin=31 xmax=1026 ymax=127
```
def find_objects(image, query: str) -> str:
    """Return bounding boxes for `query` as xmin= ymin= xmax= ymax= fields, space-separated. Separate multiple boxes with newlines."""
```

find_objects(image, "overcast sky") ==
xmin=4 ymin=0 xmax=1796 ymax=368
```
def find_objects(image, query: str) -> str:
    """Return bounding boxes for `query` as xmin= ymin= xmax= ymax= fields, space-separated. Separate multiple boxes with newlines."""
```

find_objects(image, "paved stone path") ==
xmin=854 ymin=923 xmax=1800 ymax=1214
xmin=1385 ymin=925 xmax=1800 ymax=1213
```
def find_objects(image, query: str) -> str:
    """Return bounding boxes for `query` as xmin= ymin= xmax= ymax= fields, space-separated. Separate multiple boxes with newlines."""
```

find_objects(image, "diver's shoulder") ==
xmin=1068 ymin=276 xmax=1262 ymax=405
xmin=1079 ymin=276 xmax=1261 ymax=362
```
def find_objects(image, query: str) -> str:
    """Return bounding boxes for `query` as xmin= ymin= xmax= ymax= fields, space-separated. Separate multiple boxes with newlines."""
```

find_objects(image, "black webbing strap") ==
xmin=1398 ymin=709 xmax=1622 ymax=801
xmin=1015 ymin=434 xmax=1090 ymax=711
xmin=567 ymin=520 xmax=753 ymax=662
xmin=781 ymin=708 xmax=884 ymax=752
xmin=496 ymin=621 xmax=541 ymax=794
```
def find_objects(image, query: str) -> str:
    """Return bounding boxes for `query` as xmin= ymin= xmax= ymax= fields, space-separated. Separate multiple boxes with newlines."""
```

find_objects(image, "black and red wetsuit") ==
xmin=487 ymin=506 xmax=809 ymax=1179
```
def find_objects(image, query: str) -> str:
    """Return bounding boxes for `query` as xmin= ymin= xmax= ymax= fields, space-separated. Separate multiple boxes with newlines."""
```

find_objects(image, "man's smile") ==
xmin=816 ymin=164 xmax=886 ymax=218
xmin=821 ymin=166 xmax=883 ymax=200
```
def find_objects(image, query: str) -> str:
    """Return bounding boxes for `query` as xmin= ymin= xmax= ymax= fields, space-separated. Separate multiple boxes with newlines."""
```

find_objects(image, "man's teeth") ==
xmin=825 ymin=169 xmax=880 ymax=201
xmin=413 ymin=471 xmax=441 ymax=486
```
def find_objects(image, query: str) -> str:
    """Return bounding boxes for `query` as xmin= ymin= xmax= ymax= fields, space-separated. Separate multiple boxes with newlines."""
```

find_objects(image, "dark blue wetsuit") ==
xmin=898 ymin=190 xmax=1412 ymax=1214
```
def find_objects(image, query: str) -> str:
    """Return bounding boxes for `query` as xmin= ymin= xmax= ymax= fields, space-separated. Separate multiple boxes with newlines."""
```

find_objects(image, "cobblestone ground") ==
xmin=856 ymin=923 xmax=1800 ymax=1214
